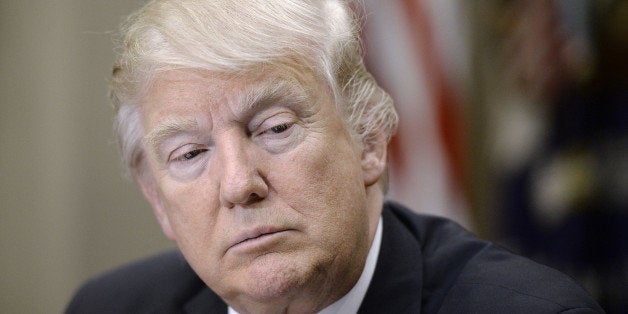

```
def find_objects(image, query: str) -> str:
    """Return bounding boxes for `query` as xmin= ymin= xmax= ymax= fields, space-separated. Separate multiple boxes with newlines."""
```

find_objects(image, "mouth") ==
xmin=229 ymin=226 xmax=292 ymax=252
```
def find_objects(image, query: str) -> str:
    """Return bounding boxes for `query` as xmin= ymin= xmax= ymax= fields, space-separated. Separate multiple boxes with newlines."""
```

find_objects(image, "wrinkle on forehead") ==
xmin=155 ymin=65 xmax=327 ymax=110
xmin=237 ymin=77 xmax=317 ymax=118
xmin=140 ymin=67 xmax=330 ymax=154
xmin=217 ymin=61 xmax=328 ymax=113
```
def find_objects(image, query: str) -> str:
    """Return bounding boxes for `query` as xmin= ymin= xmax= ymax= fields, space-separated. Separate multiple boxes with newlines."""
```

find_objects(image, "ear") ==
xmin=361 ymin=133 xmax=388 ymax=187
xmin=136 ymin=170 xmax=177 ymax=241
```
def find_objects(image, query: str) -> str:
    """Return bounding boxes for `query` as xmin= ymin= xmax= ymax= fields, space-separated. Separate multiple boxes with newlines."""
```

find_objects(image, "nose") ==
xmin=218 ymin=138 xmax=268 ymax=208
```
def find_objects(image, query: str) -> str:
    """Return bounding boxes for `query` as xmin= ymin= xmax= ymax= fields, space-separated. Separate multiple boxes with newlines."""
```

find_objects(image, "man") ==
xmin=67 ymin=0 xmax=603 ymax=313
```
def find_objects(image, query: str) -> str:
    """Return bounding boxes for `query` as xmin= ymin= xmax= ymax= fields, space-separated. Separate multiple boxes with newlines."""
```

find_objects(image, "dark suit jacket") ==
xmin=66 ymin=202 xmax=604 ymax=313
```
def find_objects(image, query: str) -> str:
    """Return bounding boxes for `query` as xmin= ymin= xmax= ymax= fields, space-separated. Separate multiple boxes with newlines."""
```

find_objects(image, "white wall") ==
xmin=0 ymin=1 xmax=173 ymax=312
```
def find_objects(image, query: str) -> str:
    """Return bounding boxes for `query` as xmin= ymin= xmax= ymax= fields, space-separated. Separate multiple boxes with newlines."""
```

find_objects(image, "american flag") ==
xmin=360 ymin=0 xmax=471 ymax=227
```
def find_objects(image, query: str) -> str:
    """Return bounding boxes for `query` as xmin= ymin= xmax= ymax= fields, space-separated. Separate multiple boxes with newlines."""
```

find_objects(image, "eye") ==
xmin=256 ymin=121 xmax=294 ymax=137
xmin=249 ymin=111 xmax=299 ymax=147
xmin=172 ymin=148 xmax=208 ymax=162
xmin=183 ymin=149 xmax=207 ymax=160
xmin=270 ymin=123 xmax=290 ymax=134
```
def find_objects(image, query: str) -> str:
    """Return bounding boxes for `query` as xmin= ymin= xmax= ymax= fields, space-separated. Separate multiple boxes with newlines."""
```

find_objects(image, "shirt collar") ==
xmin=228 ymin=217 xmax=383 ymax=314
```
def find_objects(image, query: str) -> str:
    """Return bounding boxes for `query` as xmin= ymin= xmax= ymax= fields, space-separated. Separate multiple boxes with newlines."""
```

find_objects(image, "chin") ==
xmin=242 ymin=254 xmax=308 ymax=301
xmin=214 ymin=248 xmax=336 ymax=307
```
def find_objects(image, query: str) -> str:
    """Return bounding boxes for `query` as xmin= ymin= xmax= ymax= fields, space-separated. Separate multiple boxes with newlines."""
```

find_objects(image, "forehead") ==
xmin=137 ymin=68 xmax=343 ymax=155
xmin=140 ymin=68 xmax=325 ymax=117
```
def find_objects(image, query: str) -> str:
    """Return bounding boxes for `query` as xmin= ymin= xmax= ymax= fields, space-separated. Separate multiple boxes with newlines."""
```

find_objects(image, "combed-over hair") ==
xmin=110 ymin=0 xmax=398 ymax=176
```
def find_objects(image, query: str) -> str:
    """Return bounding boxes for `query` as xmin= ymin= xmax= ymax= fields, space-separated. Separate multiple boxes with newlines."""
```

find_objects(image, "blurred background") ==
xmin=0 ymin=0 xmax=625 ymax=313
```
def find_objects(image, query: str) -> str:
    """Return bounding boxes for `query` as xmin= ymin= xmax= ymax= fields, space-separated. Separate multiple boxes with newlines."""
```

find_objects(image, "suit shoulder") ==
xmin=66 ymin=250 xmax=205 ymax=313
xmin=441 ymin=245 xmax=604 ymax=313
xmin=383 ymin=202 xmax=603 ymax=313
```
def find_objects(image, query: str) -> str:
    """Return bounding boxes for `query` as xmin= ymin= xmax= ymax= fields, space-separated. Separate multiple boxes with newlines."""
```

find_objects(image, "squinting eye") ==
xmin=270 ymin=123 xmax=290 ymax=134
xmin=174 ymin=148 xmax=208 ymax=161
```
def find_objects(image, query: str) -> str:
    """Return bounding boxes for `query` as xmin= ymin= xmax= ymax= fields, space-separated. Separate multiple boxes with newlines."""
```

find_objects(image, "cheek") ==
xmin=273 ymin=133 xmax=367 ymax=227
xmin=161 ymin=180 xmax=211 ymax=217
xmin=158 ymin=179 xmax=222 ymax=249
xmin=163 ymin=160 xmax=222 ymax=202
xmin=273 ymin=140 xmax=371 ymax=266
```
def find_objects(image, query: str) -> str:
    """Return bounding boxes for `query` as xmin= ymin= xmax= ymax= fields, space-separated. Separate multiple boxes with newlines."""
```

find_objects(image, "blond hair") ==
xmin=110 ymin=0 xmax=397 ymax=176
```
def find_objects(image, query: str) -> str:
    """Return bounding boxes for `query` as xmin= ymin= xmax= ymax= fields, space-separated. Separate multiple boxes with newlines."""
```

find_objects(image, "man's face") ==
xmin=138 ymin=69 xmax=383 ymax=310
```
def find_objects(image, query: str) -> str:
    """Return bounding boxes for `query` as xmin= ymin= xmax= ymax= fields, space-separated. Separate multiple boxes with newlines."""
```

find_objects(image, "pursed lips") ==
xmin=229 ymin=226 xmax=290 ymax=251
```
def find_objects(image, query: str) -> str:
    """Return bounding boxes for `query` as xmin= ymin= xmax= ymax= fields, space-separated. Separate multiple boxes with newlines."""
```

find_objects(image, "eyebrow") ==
xmin=143 ymin=118 xmax=199 ymax=157
xmin=238 ymin=77 xmax=313 ymax=118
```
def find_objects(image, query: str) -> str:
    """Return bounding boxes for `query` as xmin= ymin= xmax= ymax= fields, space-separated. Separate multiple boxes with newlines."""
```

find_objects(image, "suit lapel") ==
xmin=358 ymin=203 xmax=424 ymax=313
